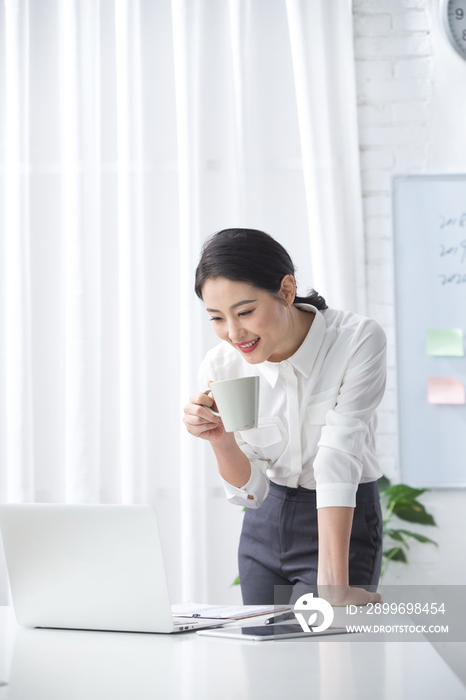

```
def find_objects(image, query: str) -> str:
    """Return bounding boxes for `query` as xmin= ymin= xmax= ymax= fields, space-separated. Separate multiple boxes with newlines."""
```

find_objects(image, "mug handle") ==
xmin=203 ymin=389 xmax=221 ymax=417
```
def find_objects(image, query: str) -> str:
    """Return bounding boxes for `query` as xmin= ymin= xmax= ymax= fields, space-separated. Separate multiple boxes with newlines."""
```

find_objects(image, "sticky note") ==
xmin=428 ymin=377 xmax=465 ymax=405
xmin=426 ymin=329 xmax=464 ymax=357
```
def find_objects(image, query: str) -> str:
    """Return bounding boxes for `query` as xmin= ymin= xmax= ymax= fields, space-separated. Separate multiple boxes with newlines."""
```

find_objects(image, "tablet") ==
xmin=196 ymin=623 xmax=349 ymax=641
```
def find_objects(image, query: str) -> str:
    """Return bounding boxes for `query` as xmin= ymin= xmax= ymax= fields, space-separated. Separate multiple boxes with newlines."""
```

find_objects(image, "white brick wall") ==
xmin=353 ymin=0 xmax=434 ymax=481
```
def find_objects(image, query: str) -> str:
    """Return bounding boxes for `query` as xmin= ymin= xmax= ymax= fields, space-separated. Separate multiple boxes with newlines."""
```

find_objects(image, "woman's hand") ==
xmin=182 ymin=390 xmax=226 ymax=442
xmin=317 ymin=584 xmax=382 ymax=607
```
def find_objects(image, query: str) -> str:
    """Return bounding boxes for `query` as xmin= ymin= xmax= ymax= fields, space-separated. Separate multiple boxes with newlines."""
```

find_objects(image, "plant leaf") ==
xmin=385 ymin=484 xmax=427 ymax=502
xmin=378 ymin=475 xmax=391 ymax=493
xmin=383 ymin=547 xmax=408 ymax=563
xmin=384 ymin=529 xmax=408 ymax=544
xmin=231 ymin=575 xmax=240 ymax=587
xmin=393 ymin=503 xmax=436 ymax=526
xmin=395 ymin=529 xmax=438 ymax=546
xmin=384 ymin=530 xmax=409 ymax=549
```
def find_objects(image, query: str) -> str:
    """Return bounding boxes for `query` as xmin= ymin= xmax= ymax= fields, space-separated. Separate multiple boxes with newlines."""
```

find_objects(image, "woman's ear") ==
xmin=279 ymin=274 xmax=296 ymax=307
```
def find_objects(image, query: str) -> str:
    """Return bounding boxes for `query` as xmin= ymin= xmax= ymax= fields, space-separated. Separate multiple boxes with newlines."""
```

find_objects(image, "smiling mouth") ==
xmin=236 ymin=338 xmax=260 ymax=353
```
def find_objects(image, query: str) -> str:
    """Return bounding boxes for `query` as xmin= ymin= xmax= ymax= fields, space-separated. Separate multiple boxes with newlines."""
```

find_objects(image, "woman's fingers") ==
xmin=182 ymin=385 xmax=227 ymax=442
xmin=183 ymin=410 xmax=218 ymax=431
xmin=191 ymin=390 xmax=214 ymax=407
xmin=182 ymin=392 xmax=224 ymax=439
xmin=184 ymin=403 xmax=220 ymax=426
xmin=185 ymin=418 xmax=225 ymax=441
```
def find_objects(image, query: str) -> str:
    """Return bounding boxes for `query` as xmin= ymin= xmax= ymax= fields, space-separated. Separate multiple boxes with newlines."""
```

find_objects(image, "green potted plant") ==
xmin=378 ymin=475 xmax=438 ymax=580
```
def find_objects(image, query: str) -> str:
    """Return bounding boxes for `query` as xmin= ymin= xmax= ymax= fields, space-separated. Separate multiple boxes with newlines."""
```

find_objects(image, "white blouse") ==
xmin=198 ymin=305 xmax=387 ymax=509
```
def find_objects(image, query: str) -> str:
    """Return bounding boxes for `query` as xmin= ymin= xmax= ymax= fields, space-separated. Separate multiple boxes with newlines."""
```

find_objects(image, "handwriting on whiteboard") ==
xmin=439 ymin=213 xmax=466 ymax=229
xmin=438 ymin=214 xmax=466 ymax=286
xmin=439 ymin=241 xmax=466 ymax=263
xmin=438 ymin=273 xmax=466 ymax=285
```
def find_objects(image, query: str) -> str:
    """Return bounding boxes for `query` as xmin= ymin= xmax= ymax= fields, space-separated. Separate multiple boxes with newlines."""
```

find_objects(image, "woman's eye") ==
xmin=238 ymin=310 xmax=252 ymax=317
xmin=209 ymin=317 xmax=222 ymax=322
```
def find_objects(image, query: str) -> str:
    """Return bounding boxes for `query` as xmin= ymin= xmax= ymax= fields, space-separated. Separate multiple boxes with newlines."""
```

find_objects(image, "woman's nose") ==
xmin=228 ymin=320 xmax=246 ymax=343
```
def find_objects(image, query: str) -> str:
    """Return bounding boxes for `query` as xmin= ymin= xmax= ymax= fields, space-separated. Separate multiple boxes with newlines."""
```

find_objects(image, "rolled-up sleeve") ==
xmin=220 ymin=443 xmax=270 ymax=509
xmin=313 ymin=320 xmax=387 ymax=509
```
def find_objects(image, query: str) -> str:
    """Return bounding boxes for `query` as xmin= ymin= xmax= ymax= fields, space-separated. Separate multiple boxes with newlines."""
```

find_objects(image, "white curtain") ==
xmin=0 ymin=0 xmax=364 ymax=604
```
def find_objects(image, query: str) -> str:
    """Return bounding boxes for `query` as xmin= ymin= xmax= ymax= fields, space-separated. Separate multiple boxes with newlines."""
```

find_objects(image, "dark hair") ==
xmin=194 ymin=228 xmax=328 ymax=310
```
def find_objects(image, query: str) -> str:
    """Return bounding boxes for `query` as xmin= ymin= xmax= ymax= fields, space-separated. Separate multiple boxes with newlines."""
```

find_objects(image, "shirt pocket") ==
xmin=306 ymin=386 xmax=339 ymax=425
xmin=237 ymin=417 xmax=285 ymax=449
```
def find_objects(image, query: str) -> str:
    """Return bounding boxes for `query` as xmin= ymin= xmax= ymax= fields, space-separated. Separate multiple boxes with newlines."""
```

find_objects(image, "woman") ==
xmin=183 ymin=228 xmax=384 ymax=606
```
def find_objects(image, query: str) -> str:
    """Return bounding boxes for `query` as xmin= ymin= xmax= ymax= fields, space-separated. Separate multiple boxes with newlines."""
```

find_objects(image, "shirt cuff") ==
xmin=316 ymin=482 xmax=358 ymax=509
xmin=220 ymin=461 xmax=269 ymax=508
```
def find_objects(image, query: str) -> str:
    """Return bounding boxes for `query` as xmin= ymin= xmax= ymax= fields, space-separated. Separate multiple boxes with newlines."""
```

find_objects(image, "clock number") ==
xmin=443 ymin=0 xmax=466 ymax=60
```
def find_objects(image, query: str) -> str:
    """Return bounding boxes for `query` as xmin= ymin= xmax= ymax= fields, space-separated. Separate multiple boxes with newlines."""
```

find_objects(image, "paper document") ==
xmin=172 ymin=603 xmax=291 ymax=619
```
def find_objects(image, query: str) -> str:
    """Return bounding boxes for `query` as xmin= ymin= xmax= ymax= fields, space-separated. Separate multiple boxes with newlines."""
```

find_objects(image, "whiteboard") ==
xmin=392 ymin=175 xmax=466 ymax=488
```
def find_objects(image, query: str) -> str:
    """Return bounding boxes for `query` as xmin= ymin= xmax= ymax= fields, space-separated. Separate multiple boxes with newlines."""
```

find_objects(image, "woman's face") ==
xmin=201 ymin=277 xmax=295 ymax=364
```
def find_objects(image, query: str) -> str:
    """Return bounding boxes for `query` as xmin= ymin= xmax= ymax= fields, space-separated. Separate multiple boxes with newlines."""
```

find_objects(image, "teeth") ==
xmin=241 ymin=339 xmax=258 ymax=348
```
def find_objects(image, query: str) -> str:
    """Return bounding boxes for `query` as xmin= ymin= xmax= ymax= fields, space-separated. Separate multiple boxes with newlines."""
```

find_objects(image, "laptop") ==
xmin=0 ymin=503 xmax=223 ymax=634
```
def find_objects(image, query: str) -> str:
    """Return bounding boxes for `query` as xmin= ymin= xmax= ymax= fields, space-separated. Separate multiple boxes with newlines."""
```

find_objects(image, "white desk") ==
xmin=0 ymin=606 xmax=465 ymax=700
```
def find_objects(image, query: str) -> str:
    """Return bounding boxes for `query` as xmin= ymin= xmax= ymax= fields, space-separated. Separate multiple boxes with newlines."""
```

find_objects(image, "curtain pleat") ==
xmin=228 ymin=0 xmax=249 ymax=222
xmin=4 ymin=0 xmax=34 ymax=502
xmin=327 ymin=0 xmax=367 ymax=314
xmin=285 ymin=0 xmax=366 ymax=313
xmin=285 ymin=0 xmax=327 ymax=295
xmin=61 ymin=0 xmax=102 ymax=503
xmin=171 ymin=0 xmax=207 ymax=602
xmin=115 ymin=0 xmax=146 ymax=504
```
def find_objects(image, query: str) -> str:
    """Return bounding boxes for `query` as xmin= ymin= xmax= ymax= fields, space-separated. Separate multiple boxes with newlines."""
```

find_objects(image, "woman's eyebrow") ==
xmin=206 ymin=299 xmax=257 ymax=313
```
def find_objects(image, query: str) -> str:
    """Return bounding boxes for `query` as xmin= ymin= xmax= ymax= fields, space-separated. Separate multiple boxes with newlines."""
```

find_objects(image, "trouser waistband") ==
xmin=268 ymin=480 xmax=380 ymax=504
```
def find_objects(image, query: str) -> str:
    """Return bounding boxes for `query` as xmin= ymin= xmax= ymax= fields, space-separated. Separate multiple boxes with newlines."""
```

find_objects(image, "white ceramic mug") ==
xmin=204 ymin=376 xmax=260 ymax=432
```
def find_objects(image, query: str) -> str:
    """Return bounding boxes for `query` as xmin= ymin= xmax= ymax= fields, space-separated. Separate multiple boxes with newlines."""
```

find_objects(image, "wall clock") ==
xmin=440 ymin=0 xmax=466 ymax=60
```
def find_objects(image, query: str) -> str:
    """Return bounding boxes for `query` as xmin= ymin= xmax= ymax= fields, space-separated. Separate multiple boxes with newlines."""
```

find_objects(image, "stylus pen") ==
xmin=264 ymin=611 xmax=296 ymax=625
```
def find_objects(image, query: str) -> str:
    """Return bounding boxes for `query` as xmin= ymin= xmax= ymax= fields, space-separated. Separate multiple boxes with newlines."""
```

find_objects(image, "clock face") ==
xmin=441 ymin=0 xmax=466 ymax=61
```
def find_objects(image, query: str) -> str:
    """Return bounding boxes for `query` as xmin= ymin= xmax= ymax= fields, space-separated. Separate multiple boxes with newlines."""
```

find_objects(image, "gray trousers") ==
xmin=238 ymin=480 xmax=383 ymax=605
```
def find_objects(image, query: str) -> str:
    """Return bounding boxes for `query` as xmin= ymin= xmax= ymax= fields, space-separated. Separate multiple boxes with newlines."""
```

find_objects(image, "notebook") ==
xmin=0 ymin=503 xmax=225 ymax=634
